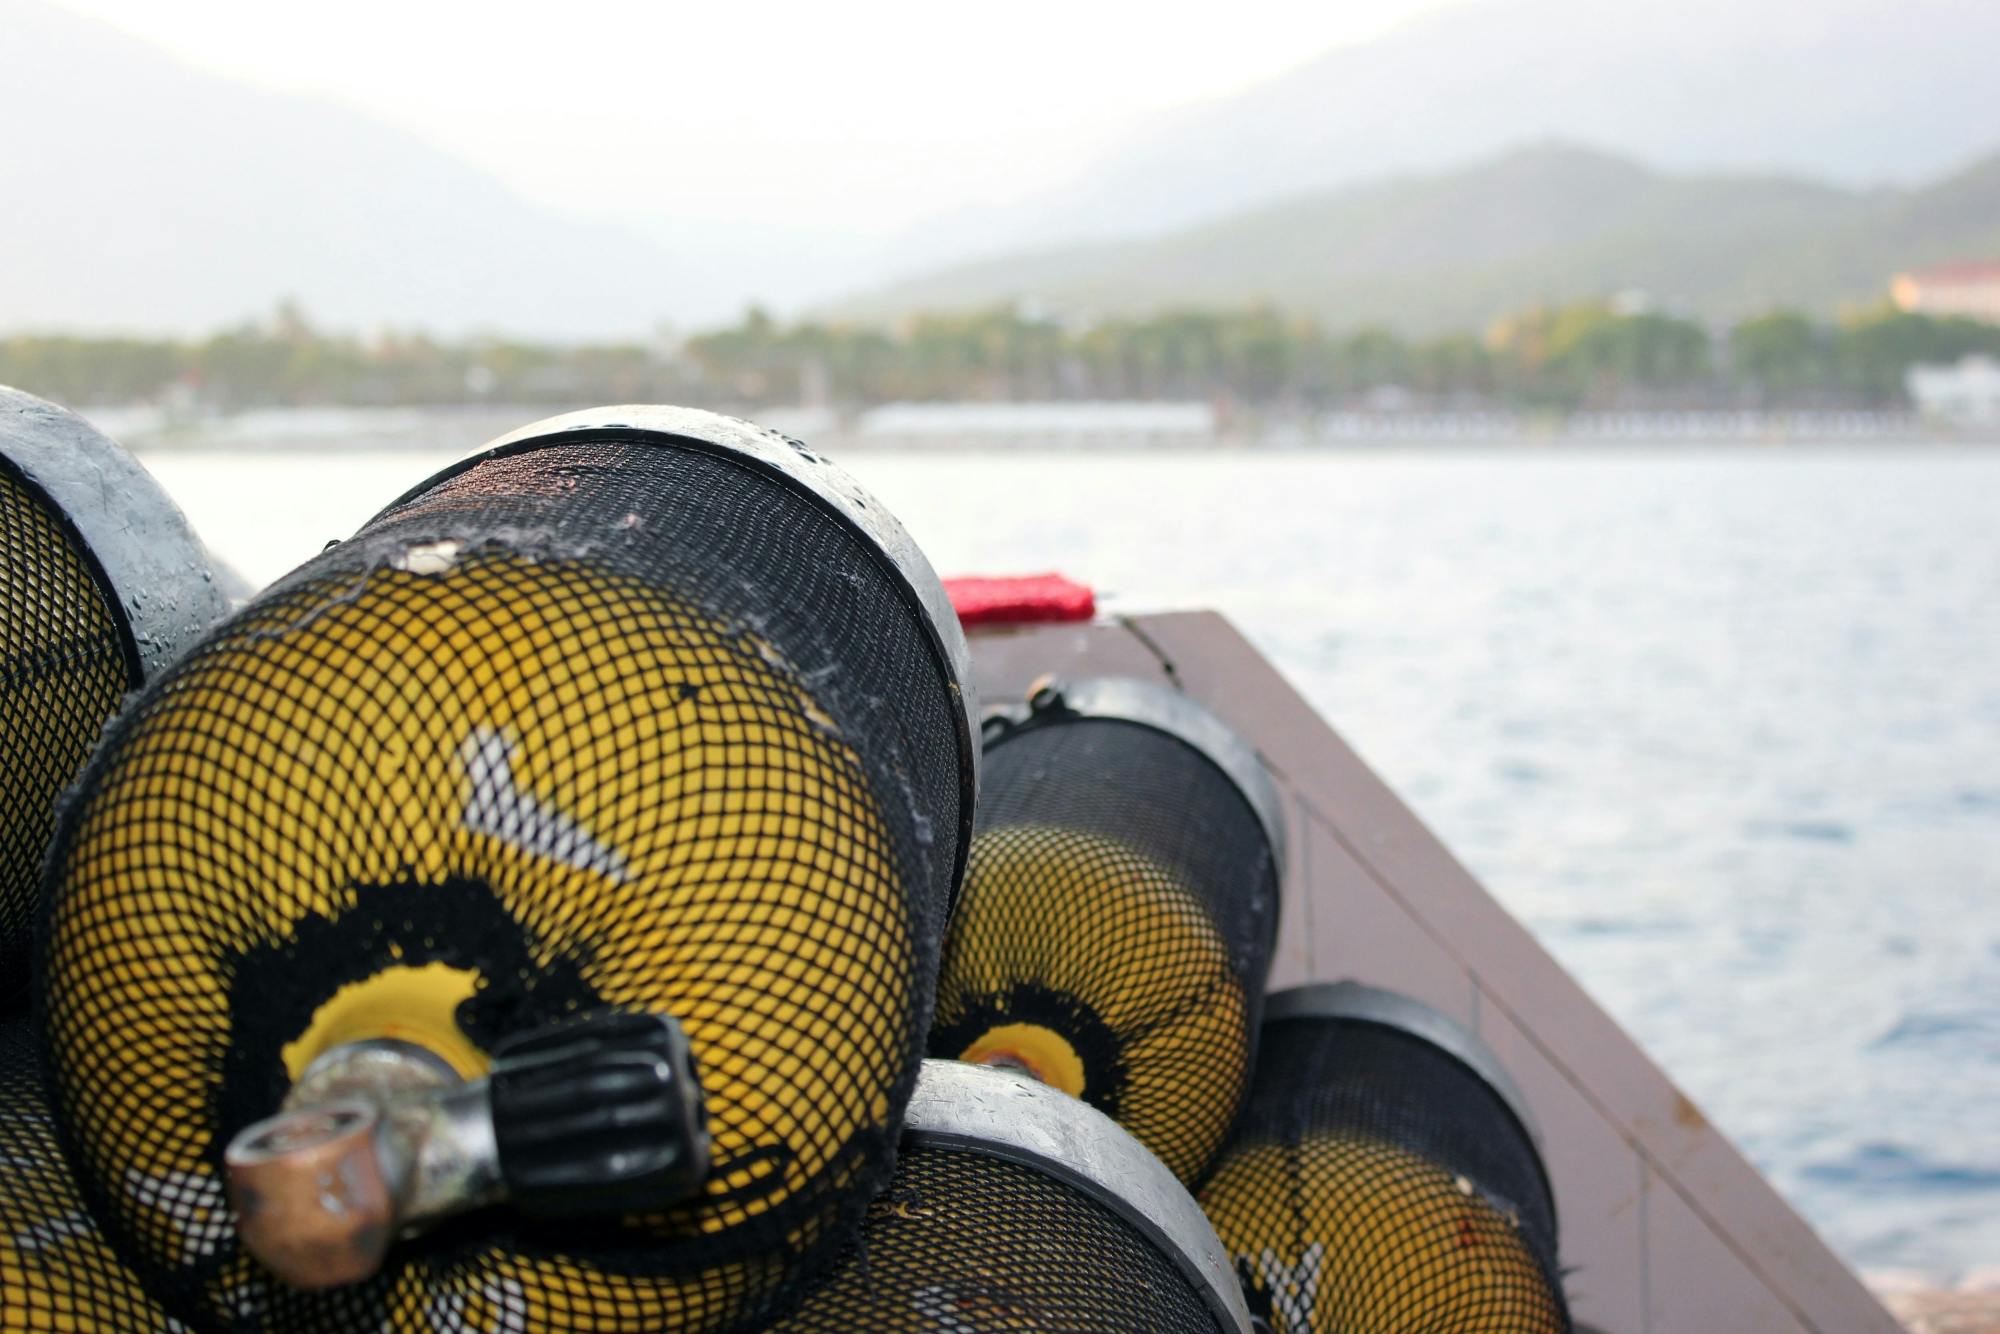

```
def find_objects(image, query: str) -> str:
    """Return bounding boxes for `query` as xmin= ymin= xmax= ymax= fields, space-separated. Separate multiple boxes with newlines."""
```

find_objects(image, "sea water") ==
xmin=138 ymin=426 xmax=2000 ymax=1276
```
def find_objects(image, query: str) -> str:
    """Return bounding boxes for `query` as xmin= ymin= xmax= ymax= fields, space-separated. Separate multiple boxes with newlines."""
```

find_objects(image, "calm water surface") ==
xmin=139 ymin=426 xmax=2000 ymax=1275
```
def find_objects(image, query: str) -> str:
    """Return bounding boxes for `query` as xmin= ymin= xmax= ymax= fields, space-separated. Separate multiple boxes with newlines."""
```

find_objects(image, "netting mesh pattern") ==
xmin=0 ymin=461 xmax=133 ymax=1004
xmin=1198 ymin=1017 xmax=1569 ymax=1334
xmin=930 ymin=718 xmax=1278 ymax=1185
xmin=0 ymin=1017 xmax=181 ymax=1331
xmin=36 ymin=437 xmax=965 ymax=1332
xmin=769 ymin=1142 xmax=1227 ymax=1333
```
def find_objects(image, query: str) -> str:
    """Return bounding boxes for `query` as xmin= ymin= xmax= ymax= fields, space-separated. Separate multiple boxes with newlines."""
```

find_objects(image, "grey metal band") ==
xmin=0 ymin=386 xmax=233 ymax=679
xmin=373 ymin=405 xmax=981 ymax=884
xmin=1262 ymin=981 xmax=1544 ymax=1148
xmin=903 ymin=1059 xmax=1254 ymax=1334
xmin=1011 ymin=675 xmax=1288 ymax=878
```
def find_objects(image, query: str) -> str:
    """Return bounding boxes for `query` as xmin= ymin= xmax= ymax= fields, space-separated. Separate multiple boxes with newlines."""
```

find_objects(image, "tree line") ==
xmin=4 ymin=299 xmax=1997 ymax=412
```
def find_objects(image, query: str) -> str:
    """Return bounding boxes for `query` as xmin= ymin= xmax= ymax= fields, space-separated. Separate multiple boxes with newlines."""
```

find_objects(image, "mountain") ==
xmin=7 ymin=0 xmax=1997 ymax=339
xmin=0 ymin=0 xmax=829 ymax=337
xmin=906 ymin=0 xmax=2000 ymax=257
xmin=834 ymin=144 xmax=2000 ymax=334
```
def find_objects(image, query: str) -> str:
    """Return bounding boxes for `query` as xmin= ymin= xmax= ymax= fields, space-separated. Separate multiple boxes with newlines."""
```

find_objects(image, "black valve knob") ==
xmin=488 ymin=1009 xmax=710 ymax=1218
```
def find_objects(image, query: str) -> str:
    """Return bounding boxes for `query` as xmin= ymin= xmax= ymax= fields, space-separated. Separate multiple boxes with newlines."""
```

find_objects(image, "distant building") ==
xmin=1906 ymin=355 xmax=2000 ymax=428
xmin=1891 ymin=260 xmax=2000 ymax=323
xmin=855 ymin=401 xmax=1218 ymax=448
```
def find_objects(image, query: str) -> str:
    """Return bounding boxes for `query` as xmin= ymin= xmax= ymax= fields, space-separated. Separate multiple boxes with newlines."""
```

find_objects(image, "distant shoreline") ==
xmin=90 ymin=403 xmax=1999 ymax=454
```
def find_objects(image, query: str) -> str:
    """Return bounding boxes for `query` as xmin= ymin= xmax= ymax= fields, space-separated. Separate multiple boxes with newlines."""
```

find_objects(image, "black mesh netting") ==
xmin=0 ymin=1016 xmax=179 ymax=1331
xmin=35 ymin=435 xmax=966 ymax=1332
xmin=769 ymin=1142 xmax=1227 ymax=1332
xmin=0 ymin=460 xmax=135 ymax=1005
xmin=1198 ymin=1015 xmax=1570 ymax=1334
xmin=930 ymin=717 xmax=1278 ymax=1185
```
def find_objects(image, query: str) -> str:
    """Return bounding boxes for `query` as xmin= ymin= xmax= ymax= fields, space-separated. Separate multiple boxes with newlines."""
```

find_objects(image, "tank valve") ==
xmin=226 ymin=1010 xmax=707 ymax=1288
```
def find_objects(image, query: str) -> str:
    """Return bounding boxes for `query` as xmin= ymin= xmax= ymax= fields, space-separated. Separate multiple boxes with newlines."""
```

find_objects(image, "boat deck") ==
xmin=967 ymin=610 xmax=1901 ymax=1334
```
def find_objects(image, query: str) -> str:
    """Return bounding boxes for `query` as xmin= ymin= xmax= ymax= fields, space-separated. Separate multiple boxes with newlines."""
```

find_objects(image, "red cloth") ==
xmin=944 ymin=573 xmax=1096 ymax=627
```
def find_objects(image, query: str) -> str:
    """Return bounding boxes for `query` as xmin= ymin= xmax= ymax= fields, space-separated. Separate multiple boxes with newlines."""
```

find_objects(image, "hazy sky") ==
xmin=52 ymin=0 xmax=1460 ymax=233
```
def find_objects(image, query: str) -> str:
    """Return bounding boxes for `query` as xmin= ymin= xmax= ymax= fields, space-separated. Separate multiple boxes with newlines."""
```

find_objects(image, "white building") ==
xmin=855 ymin=401 xmax=1219 ymax=448
xmin=1905 ymin=355 xmax=2000 ymax=429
